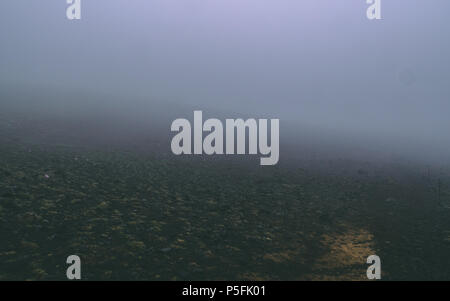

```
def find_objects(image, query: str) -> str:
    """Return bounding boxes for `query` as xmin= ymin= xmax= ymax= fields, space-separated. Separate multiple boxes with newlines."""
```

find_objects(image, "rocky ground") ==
xmin=0 ymin=140 xmax=449 ymax=280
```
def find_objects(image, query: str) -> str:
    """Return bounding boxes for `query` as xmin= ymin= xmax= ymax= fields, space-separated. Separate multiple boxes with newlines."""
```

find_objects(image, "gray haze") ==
xmin=1 ymin=0 xmax=450 ymax=164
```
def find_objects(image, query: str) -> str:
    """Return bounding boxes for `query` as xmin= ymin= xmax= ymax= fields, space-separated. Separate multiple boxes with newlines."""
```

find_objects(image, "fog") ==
xmin=1 ymin=0 xmax=450 ymax=165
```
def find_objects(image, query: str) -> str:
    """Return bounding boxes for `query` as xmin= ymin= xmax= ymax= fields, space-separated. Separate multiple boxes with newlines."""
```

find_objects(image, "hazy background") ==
xmin=1 ymin=0 xmax=449 ymax=164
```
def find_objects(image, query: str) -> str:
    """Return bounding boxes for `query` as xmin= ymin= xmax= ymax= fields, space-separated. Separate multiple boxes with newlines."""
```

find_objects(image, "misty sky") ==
xmin=1 ymin=0 xmax=449 ymax=159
